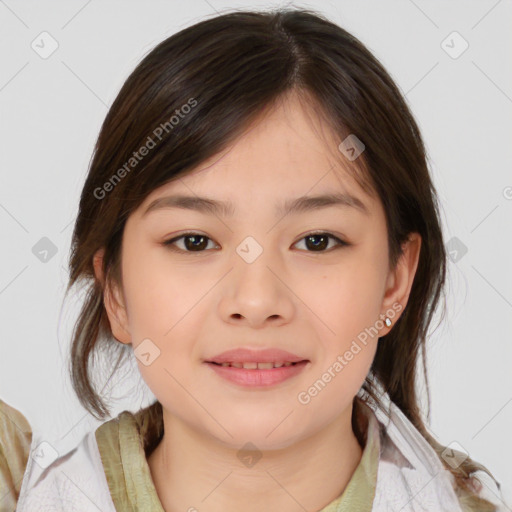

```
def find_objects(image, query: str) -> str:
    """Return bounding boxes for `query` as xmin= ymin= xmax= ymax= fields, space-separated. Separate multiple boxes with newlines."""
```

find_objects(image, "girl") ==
xmin=11 ymin=7 xmax=508 ymax=511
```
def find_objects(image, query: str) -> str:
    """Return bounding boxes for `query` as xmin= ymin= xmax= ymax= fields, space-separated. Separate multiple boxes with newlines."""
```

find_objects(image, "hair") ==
xmin=64 ymin=7 xmax=500 ymax=510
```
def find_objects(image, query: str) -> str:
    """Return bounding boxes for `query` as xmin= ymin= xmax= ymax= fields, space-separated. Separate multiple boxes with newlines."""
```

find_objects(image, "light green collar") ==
xmin=319 ymin=400 xmax=380 ymax=511
xmin=95 ymin=399 xmax=380 ymax=512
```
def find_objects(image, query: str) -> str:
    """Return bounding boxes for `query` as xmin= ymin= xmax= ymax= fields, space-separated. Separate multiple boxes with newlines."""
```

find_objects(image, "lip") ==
xmin=205 ymin=360 xmax=309 ymax=387
xmin=205 ymin=347 xmax=307 ymax=364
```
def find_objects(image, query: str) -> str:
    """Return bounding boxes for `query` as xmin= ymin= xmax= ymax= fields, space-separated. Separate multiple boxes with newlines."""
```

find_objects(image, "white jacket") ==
xmin=16 ymin=391 xmax=509 ymax=512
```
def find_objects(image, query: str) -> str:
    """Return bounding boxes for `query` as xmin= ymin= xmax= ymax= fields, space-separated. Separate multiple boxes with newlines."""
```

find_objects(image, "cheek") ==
xmin=308 ymin=260 xmax=384 ymax=338
xmin=121 ymin=244 xmax=198 ymax=336
xmin=121 ymin=241 xmax=210 ymax=363
xmin=296 ymin=251 xmax=384 ymax=390
xmin=299 ymin=274 xmax=379 ymax=410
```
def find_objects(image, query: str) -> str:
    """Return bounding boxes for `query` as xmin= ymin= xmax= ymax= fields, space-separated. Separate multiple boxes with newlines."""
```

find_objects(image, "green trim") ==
xmin=95 ymin=412 xmax=165 ymax=511
xmin=319 ymin=401 xmax=380 ymax=512
xmin=95 ymin=401 xmax=380 ymax=511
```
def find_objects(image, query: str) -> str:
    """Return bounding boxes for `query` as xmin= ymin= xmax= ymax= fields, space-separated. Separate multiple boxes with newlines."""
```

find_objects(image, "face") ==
xmin=96 ymin=91 xmax=420 ymax=450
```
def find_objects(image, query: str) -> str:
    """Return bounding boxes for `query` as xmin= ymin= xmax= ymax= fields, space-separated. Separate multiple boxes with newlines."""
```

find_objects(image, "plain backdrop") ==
xmin=1 ymin=0 xmax=511 ymax=505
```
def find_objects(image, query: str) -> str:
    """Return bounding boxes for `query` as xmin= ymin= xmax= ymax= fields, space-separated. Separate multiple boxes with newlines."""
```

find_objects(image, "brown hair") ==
xmin=65 ymin=7 xmax=500 ymax=509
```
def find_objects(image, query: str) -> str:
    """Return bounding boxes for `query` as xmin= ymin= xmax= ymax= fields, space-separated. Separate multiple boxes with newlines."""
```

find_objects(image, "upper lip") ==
xmin=206 ymin=348 xmax=308 ymax=364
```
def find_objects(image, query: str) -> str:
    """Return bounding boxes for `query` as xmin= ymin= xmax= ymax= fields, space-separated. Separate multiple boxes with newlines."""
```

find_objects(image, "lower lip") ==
xmin=204 ymin=361 xmax=309 ymax=387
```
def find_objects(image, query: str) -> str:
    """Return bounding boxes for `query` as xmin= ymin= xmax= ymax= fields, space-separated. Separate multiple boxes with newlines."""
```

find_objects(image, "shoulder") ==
xmin=366 ymin=395 xmax=510 ymax=512
xmin=373 ymin=461 xmax=509 ymax=511
xmin=458 ymin=470 xmax=512 ymax=512
xmin=16 ymin=427 xmax=116 ymax=512
xmin=0 ymin=398 xmax=32 ymax=511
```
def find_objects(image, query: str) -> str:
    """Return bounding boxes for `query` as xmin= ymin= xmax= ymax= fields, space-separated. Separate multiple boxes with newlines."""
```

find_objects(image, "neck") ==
xmin=147 ymin=404 xmax=364 ymax=512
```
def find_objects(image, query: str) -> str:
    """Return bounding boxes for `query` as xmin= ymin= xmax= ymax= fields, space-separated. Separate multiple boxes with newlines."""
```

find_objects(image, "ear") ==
xmin=93 ymin=248 xmax=132 ymax=345
xmin=379 ymin=232 xmax=422 ymax=335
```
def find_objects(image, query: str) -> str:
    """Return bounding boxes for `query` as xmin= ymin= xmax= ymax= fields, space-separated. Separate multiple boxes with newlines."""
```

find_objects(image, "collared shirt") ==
xmin=10 ymin=394 xmax=508 ymax=512
xmin=94 ymin=398 xmax=382 ymax=512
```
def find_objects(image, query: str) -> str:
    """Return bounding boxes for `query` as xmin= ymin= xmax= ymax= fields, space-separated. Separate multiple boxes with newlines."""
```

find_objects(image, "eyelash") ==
xmin=161 ymin=231 xmax=350 ymax=254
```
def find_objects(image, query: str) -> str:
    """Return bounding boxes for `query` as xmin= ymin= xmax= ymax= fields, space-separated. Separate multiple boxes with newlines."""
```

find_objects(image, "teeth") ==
xmin=216 ymin=361 xmax=297 ymax=369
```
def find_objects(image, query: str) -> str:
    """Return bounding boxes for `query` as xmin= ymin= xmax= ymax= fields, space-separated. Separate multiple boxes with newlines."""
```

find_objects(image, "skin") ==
xmin=94 ymin=90 xmax=421 ymax=512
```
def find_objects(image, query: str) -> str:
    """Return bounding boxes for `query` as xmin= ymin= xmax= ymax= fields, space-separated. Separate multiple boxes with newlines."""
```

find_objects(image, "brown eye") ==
xmin=294 ymin=232 xmax=349 ymax=252
xmin=163 ymin=233 xmax=217 ymax=252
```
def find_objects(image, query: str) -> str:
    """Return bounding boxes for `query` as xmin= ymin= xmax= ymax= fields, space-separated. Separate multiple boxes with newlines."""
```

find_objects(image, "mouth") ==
xmin=206 ymin=360 xmax=307 ymax=369
xmin=204 ymin=359 xmax=310 ymax=387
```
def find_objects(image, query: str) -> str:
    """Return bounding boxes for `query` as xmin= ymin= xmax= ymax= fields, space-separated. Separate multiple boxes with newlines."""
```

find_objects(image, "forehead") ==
xmin=140 ymin=92 xmax=376 ymax=217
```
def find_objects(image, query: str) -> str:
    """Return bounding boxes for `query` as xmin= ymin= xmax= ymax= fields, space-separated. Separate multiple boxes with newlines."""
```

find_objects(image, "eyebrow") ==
xmin=142 ymin=192 xmax=370 ymax=218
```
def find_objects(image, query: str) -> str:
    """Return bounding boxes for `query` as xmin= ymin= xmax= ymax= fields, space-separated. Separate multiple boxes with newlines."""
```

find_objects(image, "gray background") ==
xmin=1 ymin=0 xmax=511 ymax=506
